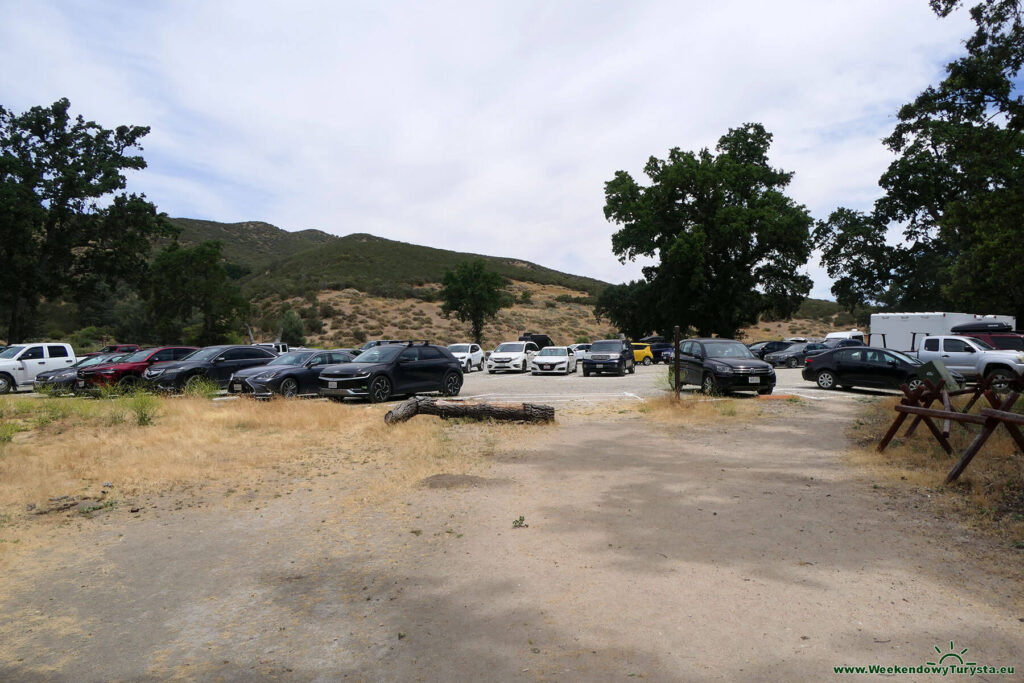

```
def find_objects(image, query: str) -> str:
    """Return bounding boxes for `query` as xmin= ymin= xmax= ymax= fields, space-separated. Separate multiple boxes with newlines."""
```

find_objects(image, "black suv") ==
xmin=318 ymin=342 xmax=463 ymax=403
xmin=678 ymin=338 xmax=775 ymax=395
xmin=582 ymin=339 xmax=635 ymax=376
xmin=519 ymin=333 xmax=554 ymax=350
xmin=142 ymin=345 xmax=277 ymax=391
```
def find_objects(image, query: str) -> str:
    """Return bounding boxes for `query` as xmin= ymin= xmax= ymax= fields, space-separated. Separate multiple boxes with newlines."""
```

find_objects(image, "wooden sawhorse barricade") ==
xmin=877 ymin=371 xmax=1024 ymax=484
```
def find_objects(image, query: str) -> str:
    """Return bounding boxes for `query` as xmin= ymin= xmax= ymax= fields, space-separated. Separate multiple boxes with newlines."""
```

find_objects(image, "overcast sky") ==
xmin=1 ymin=1 xmax=972 ymax=297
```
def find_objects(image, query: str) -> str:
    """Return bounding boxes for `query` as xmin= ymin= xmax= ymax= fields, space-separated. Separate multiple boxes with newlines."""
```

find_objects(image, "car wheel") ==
xmin=441 ymin=372 xmax=462 ymax=397
xmin=786 ymin=357 xmax=800 ymax=369
xmin=905 ymin=377 xmax=925 ymax=394
xmin=118 ymin=375 xmax=140 ymax=390
xmin=816 ymin=370 xmax=837 ymax=390
xmin=487 ymin=369 xmax=495 ymax=374
xmin=464 ymin=360 xmax=472 ymax=372
xmin=368 ymin=376 xmax=392 ymax=403
xmin=521 ymin=360 xmax=528 ymax=373
xmin=628 ymin=361 xmax=635 ymax=374
xmin=531 ymin=371 xmax=538 ymax=376
xmin=279 ymin=377 xmax=299 ymax=398
xmin=583 ymin=369 xmax=590 ymax=377
xmin=617 ymin=362 xmax=625 ymax=377
xmin=758 ymin=387 xmax=774 ymax=396
xmin=476 ymin=360 xmax=483 ymax=371
xmin=985 ymin=369 xmax=1013 ymax=392
xmin=642 ymin=357 xmax=652 ymax=366
xmin=701 ymin=373 xmax=718 ymax=395
xmin=0 ymin=373 xmax=12 ymax=395
xmin=183 ymin=374 xmax=206 ymax=391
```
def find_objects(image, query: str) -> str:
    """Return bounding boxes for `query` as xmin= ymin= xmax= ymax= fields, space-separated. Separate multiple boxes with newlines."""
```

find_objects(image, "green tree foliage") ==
xmin=147 ymin=241 xmax=248 ymax=346
xmin=593 ymin=280 xmax=658 ymax=339
xmin=603 ymin=124 xmax=813 ymax=338
xmin=815 ymin=0 xmax=1024 ymax=319
xmin=439 ymin=259 xmax=509 ymax=344
xmin=0 ymin=98 xmax=175 ymax=342
xmin=279 ymin=310 xmax=306 ymax=347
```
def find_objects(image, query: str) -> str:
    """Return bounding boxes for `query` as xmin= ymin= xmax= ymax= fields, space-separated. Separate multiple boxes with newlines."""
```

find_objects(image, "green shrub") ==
xmin=126 ymin=393 xmax=159 ymax=426
xmin=182 ymin=376 xmax=220 ymax=399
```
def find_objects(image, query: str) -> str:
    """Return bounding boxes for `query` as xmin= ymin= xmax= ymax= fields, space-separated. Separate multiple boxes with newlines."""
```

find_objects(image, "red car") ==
xmin=78 ymin=346 xmax=198 ymax=389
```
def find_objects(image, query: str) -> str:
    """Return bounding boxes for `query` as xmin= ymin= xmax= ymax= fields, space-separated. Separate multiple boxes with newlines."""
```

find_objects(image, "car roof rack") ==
xmin=402 ymin=340 xmax=431 ymax=346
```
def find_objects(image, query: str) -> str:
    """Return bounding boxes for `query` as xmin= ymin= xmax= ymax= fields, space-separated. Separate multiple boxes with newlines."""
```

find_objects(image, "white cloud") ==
xmin=0 ymin=0 xmax=973 ymax=292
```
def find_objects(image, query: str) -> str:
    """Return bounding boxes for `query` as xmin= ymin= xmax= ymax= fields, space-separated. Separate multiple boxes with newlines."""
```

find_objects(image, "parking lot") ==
xmin=459 ymin=363 xmax=894 ymax=405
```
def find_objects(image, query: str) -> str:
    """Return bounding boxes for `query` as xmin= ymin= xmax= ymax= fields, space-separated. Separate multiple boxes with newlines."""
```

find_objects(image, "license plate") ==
xmin=77 ymin=380 xmax=84 ymax=387
xmin=329 ymin=381 xmax=337 ymax=389
xmin=233 ymin=383 xmax=242 ymax=392
xmin=748 ymin=377 xmax=760 ymax=384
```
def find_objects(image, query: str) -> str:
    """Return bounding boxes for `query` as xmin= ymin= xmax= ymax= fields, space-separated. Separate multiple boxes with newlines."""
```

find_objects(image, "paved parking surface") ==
xmin=460 ymin=364 xmax=898 ymax=404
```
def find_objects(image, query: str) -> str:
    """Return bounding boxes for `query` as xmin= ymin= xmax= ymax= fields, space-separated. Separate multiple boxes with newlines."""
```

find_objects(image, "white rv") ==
xmin=869 ymin=312 xmax=1017 ymax=352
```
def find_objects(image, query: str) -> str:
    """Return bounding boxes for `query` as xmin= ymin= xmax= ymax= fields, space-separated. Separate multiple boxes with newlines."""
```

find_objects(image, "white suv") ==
xmin=486 ymin=341 xmax=539 ymax=374
xmin=447 ymin=343 xmax=484 ymax=372
xmin=0 ymin=343 xmax=77 ymax=394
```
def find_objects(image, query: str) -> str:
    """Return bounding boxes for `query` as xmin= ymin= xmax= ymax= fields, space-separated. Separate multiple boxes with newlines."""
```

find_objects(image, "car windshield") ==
xmin=538 ymin=347 xmax=567 ymax=357
xmin=80 ymin=354 xmax=119 ymax=367
xmin=704 ymin=341 xmax=756 ymax=359
xmin=886 ymin=349 xmax=921 ymax=365
xmin=0 ymin=345 xmax=25 ymax=359
xmin=781 ymin=343 xmax=807 ymax=353
xmin=266 ymin=352 xmax=312 ymax=366
xmin=448 ymin=345 xmax=471 ymax=353
xmin=122 ymin=349 xmax=154 ymax=363
xmin=987 ymin=336 xmax=1024 ymax=350
xmin=590 ymin=341 xmax=622 ymax=352
xmin=496 ymin=343 xmax=525 ymax=353
xmin=180 ymin=347 xmax=225 ymax=362
xmin=352 ymin=346 xmax=403 ymax=363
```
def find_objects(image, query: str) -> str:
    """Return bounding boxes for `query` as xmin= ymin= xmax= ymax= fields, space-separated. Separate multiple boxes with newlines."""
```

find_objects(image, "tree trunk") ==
xmin=384 ymin=397 xmax=555 ymax=425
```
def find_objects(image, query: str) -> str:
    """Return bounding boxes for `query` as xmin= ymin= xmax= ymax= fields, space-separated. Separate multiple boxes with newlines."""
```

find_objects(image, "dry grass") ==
xmin=633 ymin=393 xmax=775 ymax=422
xmin=0 ymin=393 xmax=523 ymax=560
xmin=846 ymin=395 xmax=1024 ymax=546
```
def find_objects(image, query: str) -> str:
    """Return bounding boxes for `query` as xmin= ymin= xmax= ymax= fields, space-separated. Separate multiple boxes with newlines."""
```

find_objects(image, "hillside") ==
xmin=168 ymin=218 xmax=607 ymax=299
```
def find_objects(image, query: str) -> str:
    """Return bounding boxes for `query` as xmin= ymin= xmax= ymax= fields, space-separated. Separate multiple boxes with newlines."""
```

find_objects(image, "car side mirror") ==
xmin=888 ymin=360 xmax=898 ymax=367
xmin=693 ymin=353 xmax=703 ymax=360
xmin=212 ymin=357 xmax=224 ymax=363
xmin=965 ymin=347 xmax=976 ymax=354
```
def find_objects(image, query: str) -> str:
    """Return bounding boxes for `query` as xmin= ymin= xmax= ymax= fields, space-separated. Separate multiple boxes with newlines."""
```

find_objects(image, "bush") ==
xmin=126 ymin=393 xmax=159 ymax=426
xmin=182 ymin=376 xmax=220 ymax=399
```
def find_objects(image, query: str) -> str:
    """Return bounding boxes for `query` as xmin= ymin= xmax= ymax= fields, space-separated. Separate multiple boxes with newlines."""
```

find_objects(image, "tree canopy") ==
xmin=439 ymin=259 xmax=509 ymax=344
xmin=0 ymin=98 xmax=175 ymax=342
xmin=603 ymin=123 xmax=813 ymax=338
xmin=815 ymin=0 xmax=1024 ymax=320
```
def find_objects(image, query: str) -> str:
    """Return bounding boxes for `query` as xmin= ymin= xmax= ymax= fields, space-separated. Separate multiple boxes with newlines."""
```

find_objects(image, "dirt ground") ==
xmin=1 ymin=398 xmax=1022 ymax=681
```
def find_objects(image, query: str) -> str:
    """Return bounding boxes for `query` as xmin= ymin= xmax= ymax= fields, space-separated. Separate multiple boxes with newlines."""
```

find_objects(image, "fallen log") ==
xmin=384 ymin=396 xmax=555 ymax=425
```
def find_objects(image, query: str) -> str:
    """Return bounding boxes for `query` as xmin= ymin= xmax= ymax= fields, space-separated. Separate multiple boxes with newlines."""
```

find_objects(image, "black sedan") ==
xmin=677 ymin=338 xmax=776 ymax=395
xmin=747 ymin=340 xmax=793 ymax=360
xmin=318 ymin=342 xmax=463 ymax=403
xmin=35 ymin=353 xmax=128 ymax=394
xmin=228 ymin=349 xmax=353 ymax=398
xmin=802 ymin=346 xmax=963 ymax=392
xmin=764 ymin=342 xmax=828 ymax=368
xmin=143 ymin=345 xmax=277 ymax=391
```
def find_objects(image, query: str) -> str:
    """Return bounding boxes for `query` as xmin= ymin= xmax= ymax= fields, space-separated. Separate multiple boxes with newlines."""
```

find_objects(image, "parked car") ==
xmin=631 ymin=343 xmax=655 ymax=366
xmin=912 ymin=335 xmax=1024 ymax=388
xmin=821 ymin=338 xmax=866 ymax=350
xmin=677 ymin=338 xmax=775 ymax=395
xmin=649 ymin=342 xmax=675 ymax=364
xmin=35 ymin=353 xmax=128 ymax=394
xmin=746 ymin=340 xmax=793 ymax=360
xmin=83 ymin=343 xmax=140 ymax=358
xmin=318 ymin=342 xmax=462 ymax=403
xmin=568 ymin=343 xmax=591 ymax=361
xmin=487 ymin=341 xmax=539 ymax=373
xmin=253 ymin=342 xmax=290 ymax=354
xmin=950 ymin=321 xmax=1024 ymax=351
xmin=764 ymin=342 xmax=828 ymax=368
xmin=142 ymin=345 xmax=277 ymax=391
xmin=229 ymin=349 xmax=353 ymax=398
xmin=803 ymin=346 xmax=965 ymax=393
xmin=447 ymin=343 xmax=484 ymax=372
xmin=0 ymin=342 xmax=77 ymax=394
xmin=78 ymin=346 xmax=198 ymax=390
xmin=582 ymin=339 xmax=635 ymax=377
xmin=530 ymin=346 xmax=577 ymax=375
xmin=519 ymin=333 xmax=554 ymax=350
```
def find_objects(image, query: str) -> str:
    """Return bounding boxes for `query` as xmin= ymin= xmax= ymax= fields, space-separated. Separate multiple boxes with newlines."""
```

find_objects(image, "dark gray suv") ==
xmin=582 ymin=339 xmax=635 ymax=377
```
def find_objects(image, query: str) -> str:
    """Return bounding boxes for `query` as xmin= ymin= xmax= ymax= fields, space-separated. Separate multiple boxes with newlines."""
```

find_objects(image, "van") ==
xmin=825 ymin=329 xmax=866 ymax=343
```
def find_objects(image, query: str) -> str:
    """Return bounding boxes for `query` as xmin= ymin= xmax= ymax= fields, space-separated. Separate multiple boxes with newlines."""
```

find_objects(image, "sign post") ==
xmin=673 ymin=325 xmax=681 ymax=400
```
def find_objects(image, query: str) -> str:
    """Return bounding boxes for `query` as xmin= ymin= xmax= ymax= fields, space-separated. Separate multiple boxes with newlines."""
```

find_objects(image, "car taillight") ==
xmin=805 ymin=357 xmax=813 ymax=363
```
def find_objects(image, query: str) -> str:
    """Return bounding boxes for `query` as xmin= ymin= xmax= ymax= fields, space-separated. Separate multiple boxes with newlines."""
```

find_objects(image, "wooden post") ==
xmin=673 ymin=325 xmax=681 ymax=401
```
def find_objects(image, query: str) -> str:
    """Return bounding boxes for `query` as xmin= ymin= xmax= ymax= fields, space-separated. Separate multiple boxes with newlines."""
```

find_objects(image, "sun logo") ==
xmin=927 ymin=641 xmax=977 ymax=667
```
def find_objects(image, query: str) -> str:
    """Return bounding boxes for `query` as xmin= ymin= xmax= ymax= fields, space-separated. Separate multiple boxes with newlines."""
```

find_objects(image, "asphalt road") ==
xmin=459 ymin=363 xmax=899 ymax=405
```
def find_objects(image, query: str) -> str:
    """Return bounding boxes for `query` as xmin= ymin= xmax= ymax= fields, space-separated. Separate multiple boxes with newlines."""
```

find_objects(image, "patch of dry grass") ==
xmin=846 ymin=395 xmax=1024 ymax=545
xmin=631 ymin=394 xmax=770 ymax=422
xmin=0 ymin=394 xmax=518 ymax=558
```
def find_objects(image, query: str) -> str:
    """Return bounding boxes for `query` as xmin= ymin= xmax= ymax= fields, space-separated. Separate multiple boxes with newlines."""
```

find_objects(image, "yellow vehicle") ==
xmin=631 ymin=342 xmax=654 ymax=366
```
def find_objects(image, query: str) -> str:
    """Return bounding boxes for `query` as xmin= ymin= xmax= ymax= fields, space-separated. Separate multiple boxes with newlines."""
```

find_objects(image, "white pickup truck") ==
xmin=913 ymin=335 xmax=1024 ymax=387
xmin=0 ymin=343 xmax=77 ymax=394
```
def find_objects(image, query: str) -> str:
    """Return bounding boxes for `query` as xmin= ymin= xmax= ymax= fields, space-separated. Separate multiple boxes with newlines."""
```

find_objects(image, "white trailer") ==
xmin=869 ymin=312 xmax=1017 ymax=352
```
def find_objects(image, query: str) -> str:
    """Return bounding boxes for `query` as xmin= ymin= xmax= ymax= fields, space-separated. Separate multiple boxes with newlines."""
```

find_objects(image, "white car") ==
xmin=568 ymin=343 xmax=591 ymax=361
xmin=486 ymin=341 xmax=539 ymax=373
xmin=448 ymin=343 xmax=484 ymax=372
xmin=0 ymin=342 xmax=77 ymax=394
xmin=531 ymin=346 xmax=577 ymax=375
